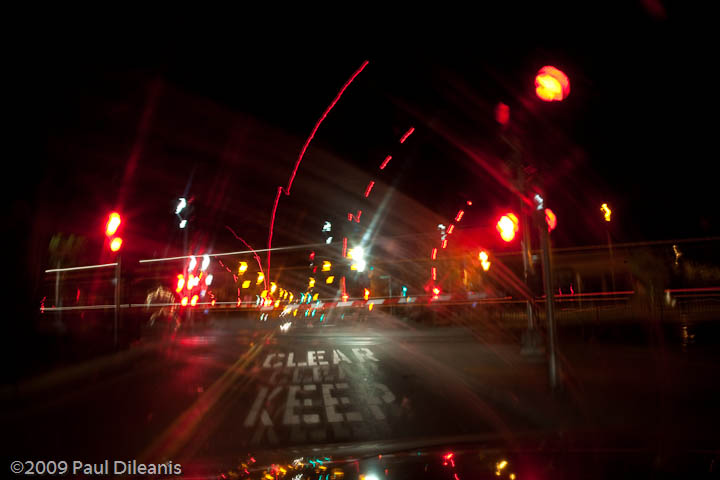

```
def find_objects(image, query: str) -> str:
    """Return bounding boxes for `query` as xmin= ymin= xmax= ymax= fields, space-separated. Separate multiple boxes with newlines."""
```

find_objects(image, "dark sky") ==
xmin=13 ymin=4 xmax=719 ymax=306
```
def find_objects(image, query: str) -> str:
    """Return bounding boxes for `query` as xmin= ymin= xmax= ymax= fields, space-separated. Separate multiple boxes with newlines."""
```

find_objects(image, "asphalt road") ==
xmin=2 ymin=313 xmax=719 ymax=477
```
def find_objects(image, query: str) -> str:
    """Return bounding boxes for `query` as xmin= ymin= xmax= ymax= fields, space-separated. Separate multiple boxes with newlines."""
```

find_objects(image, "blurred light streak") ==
xmin=447 ymin=224 xmax=455 ymax=234
xmin=432 ymin=267 xmax=437 ymax=280
xmin=267 ymin=60 xmax=369 ymax=288
xmin=431 ymin=248 xmax=437 ymax=260
xmin=441 ymin=239 xmax=448 ymax=249
xmin=364 ymin=181 xmax=375 ymax=197
xmin=399 ymin=127 xmax=415 ymax=143
xmin=454 ymin=210 xmax=464 ymax=222
xmin=46 ymin=263 xmax=117 ymax=273
xmin=379 ymin=155 xmax=392 ymax=170
xmin=116 ymin=78 xmax=162 ymax=210
xmin=397 ymin=101 xmax=533 ymax=207
xmin=342 ymin=238 xmax=348 ymax=258
xmin=224 ymin=226 xmax=267 ymax=289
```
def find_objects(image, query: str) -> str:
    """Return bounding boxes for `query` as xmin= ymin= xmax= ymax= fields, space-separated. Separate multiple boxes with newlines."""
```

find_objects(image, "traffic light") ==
xmin=496 ymin=213 xmax=519 ymax=242
xmin=535 ymin=66 xmax=570 ymax=102
xmin=109 ymin=237 xmax=123 ymax=252
xmin=402 ymin=285 xmax=408 ymax=297
xmin=322 ymin=261 xmax=331 ymax=272
xmin=479 ymin=250 xmax=491 ymax=271
xmin=545 ymin=208 xmax=557 ymax=232
xmin=238 ymin=262 xmax=248 ymax=274
xmin=256 ymin=272 xmax=264 ymax=285
xmin=363 ymin=288 xmax=370 ymax=301
xmin=105 ymin=212 xmax=123 ymax=252
xmin=601 ymin=203 xmax=612 ymax=222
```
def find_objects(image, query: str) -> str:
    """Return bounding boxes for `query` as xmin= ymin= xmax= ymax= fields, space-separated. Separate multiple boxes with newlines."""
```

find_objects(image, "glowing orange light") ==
xmin=190 ymin=294 xmax=198 ymax=306
xmin=601 ymin=203 xmax=612 ymax=222
xmin=363 ymin=288 xmax=370 ymax=301
xmin=432 ymin=287 xmax=440 ymax=296
xmin=211 ymin=299 xmax=216 ymax=306
xmin=241 ymin=280 xmax=251 ymax=288
xmin=176 ymin=274 xmax=185 ymax=293
xmin=105 ymin=212 xmax=121 ymax=236
xmin=322 ymin=261 xmax=331 ymax=272
xmin=535 ymin=65 xmax=570 ymax=102
xmin=342 ymin=294 xmax=348 ymax=302
xmin=181 ymin=296 xmax=189 ymax=306
xmin=545 ymin=208 xmax=557 ymax=232
xmin=431 ymin=248 xmax=437 ymax=260
xmin=447 ymin=224 xmax=455 ymax=234
xmin=432 ymin=267 xmax=437 ymax=280
xmin=109 ymin=237 xmax=123 ymax=252
xmin=441 ymin=239 xmax=448 ymax=249
xmin=238 ymin=261 xmax=248 ymax=274
xmin=496 ymin=213 xmax=519 ymax=242
xmin=455 ymin=210 xmax=464 ymax=222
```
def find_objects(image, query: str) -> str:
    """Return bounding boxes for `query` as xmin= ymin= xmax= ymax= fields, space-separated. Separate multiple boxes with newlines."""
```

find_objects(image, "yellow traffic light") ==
xmin=601 ymin=203 xmax=612 ymax=222
xmin=256 ymin=272 xmax=264 ymax=285
xmin=241 ymin=280 xmax=251 ymax=288
xmin=239 ymin=261 xmax=248 ymax=274
xmin=322 ymin=261 xmax=331 ymax=271
xmin=326 ymin=276 xmax=334 ymax=284
xmin=308 ymin=277 xmax=315 ymax=288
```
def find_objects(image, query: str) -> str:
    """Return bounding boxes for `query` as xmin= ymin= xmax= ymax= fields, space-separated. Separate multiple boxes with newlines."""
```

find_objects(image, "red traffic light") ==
xmin=535 ymin=66 xmax=570 ymax=102
xmin=105 ymin=212 xmax=121 ymax=236
xmin=109 ymin=237 xmax=123 ymax=252
xmin=496 ymin=213 xmax=519 ymax=242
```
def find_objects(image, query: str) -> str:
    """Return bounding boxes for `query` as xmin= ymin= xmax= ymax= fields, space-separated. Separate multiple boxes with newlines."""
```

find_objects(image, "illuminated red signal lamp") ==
xmin=535 ymin=66 xmax=570 ymax=102
xmin=105 ymin=212 xmax=121 ymax=236
xmin=109 ymin=237 xmax=123 ymax=252
xmin=496 ymin=213 xmax=519 ymax=242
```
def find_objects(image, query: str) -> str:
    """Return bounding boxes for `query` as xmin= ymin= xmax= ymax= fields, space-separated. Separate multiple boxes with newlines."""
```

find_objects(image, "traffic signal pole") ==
xmin=114 ymin=255 xmax=121 ymax=348
xmin=539 ymin=220 xmax=559 ymax=389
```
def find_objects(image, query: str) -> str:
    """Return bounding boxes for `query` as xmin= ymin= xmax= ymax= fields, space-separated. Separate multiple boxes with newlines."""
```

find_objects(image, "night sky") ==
xmin=13 ymin=5 xmax=718 ymax=313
